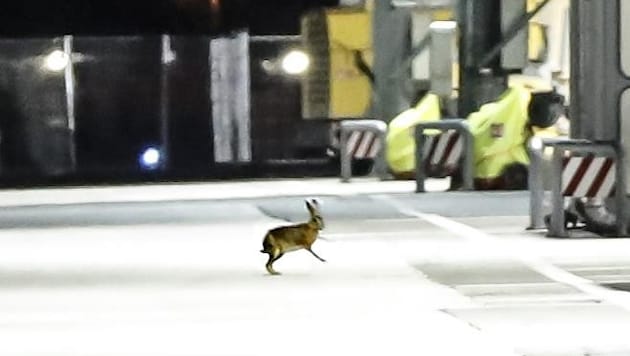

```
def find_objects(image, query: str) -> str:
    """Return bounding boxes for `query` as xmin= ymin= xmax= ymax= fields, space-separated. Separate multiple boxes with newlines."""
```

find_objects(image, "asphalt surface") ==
xmin=1 ymin=180 xmax=630 ymax=355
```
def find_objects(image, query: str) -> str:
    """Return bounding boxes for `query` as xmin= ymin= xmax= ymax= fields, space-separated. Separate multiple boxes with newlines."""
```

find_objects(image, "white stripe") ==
xmin=567 ymin=265 xmax=630 ymax=272
xmin=456 ymin=282 xmax=558 ymax=289
xmin=561 ymin=157 xmax=582 ymax=193
xmin=445 ymin=134 xmax=463 ymax=167
xmin=367 ymin=137 xmax=381 ymax=159
xmin=597 ymin=161 xmax=616 ymax=199
xmin=579 ymin=274 xmax=630 ymax=280
xmin=374 ymin=195 xmax=630 ymax=313
xmin=354 ymin=131 xmax=375 ymax=159
xmin=346 ymin=131 xmax=361 ymax=156
xmin=572 ymin=157 xmax=604 ymax=197
xmin=422 ymin=135 xmax=435 ymax=158
xmin=430 ymin=132 xmax=451 ymax=165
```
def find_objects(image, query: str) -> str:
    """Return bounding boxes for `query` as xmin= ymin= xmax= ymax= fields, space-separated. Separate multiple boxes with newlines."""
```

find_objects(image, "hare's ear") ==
xmin=305 ymin=198 xmax=319 ymax=214
xmin=305 ymin=199 xmax=314 ymax=212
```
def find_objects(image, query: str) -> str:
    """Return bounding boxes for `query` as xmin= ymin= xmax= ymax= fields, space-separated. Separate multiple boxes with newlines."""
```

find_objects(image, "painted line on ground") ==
xmin=374 ymin=194 xmax=630 ymax=312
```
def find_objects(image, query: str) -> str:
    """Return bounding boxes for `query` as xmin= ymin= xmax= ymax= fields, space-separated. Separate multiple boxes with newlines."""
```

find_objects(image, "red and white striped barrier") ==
xmin=562 ymin=155 xmax=616 ymax=198
xmin=346 ymin=130 xmax=382 ymax=159
xmin=422 ymin=130 xmax=463 ymax=175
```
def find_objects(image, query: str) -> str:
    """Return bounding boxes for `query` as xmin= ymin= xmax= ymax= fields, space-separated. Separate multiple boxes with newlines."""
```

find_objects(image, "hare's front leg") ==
xmin=306 ymin=247 xmax=326 ymax=262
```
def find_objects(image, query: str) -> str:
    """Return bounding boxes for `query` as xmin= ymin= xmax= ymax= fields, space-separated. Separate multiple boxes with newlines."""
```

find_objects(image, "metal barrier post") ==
xmin=544 ymin=140 xmax=621 ymax=237
xmin=373 ymin=127 xmax=388 ymax=180
xmin=414 ymin=126 xmax=428 ymax=193
xmin=615 ymin=144 xmax=628 ymax=236
xmin=339 ymin=119 xmax=388 ymax=182
xmin=414 ymin=119 xmax=474 ymax=192
xmin=461 ymin=123 xmax=475 ymax=190
xmin=340 ymin=128 xmax=352 ymax=183
xmin=527 ymin=137 xmax=546 ymax=229
xmin=549 ymin=146 xmax=567 ymax=237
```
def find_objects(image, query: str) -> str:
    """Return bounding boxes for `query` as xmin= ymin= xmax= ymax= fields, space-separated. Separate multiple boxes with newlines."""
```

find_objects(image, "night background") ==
xmin=0 ymin=0 xmax=345 ymax=186
xmin=0 ymin=0 xmax=340 ymax=36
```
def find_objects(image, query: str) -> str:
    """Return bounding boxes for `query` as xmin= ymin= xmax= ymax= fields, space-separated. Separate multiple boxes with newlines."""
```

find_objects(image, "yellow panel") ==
xmin=329 ymin=49 xmax=372 ymax=117
xmin=432 ymin=8 xmax=453 ymax=21
xmin=326 ymin=9 xmax=372 ymax=118
xmin=528 ymin=22 xmax=547 ymax=62
xmin=327 ymin=10 xmax=371 ymax=50
xmin=527 ymin=0 xmax=547 ymax=11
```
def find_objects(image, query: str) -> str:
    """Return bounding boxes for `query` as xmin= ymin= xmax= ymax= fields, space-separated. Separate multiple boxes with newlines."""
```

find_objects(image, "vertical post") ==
xmin=527 ymin=138 xmax=546 ymax=229
xmin=414 ymin=125 xmax=427 ymax=192
xmin=340 ymin=127 xmax=351 ymax=182
xmin=615 ymin=145 xmax=628 ymax=236
xmin=160 ymin=34 xmax=173 ymax=171
xmin=549 ymin=147 xmax=567 ymax=237
xmin=461 ymin=123 xmax=475 ymax=190
xmin=374 ymin=128 xmax=388 ymax=180
xmin=210 ymin=31 xmax=252 ymax=163
xmin=457 ymin=0 xmax=507 ymax=117
xmin=232 ymin=31 xmax=252 ymax=162
xmin=371 ymin=0 xmax=412 ymax=121
xmin=63 ymin=35 xmax=76 ymax=172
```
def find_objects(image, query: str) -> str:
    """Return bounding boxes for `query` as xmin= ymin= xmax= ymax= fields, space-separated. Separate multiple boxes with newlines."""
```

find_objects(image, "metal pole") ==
xmin=414 ymin=125 xmax=426 ymax=192
xmin=615 ymin=144 xmax=628 ymax=236
xmin=375 ymin=129 xmax=388 ymax=180
xmin=63 ymin=35 xmax=77 ymax=172
xmin=478 ymin=0 xmax=552 ymax=68
xmin=549 ymin=147 xmax=567 ymax=237
xmin=527 ymin=138 xmax=546 ymax=229
xmin=457 ymin=0 xmax=507 ymax=117
xmin=160 ymin=34 xmax=173 ymax=171
xmin=461 ymin=123 xmax=475 ymax=190
xmin=340 ymin=127 xmax=351 ymax=182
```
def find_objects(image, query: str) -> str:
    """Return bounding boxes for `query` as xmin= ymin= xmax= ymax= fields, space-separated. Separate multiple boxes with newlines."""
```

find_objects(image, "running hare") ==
xmin=260 ymin=199 xmax=326 ymax=275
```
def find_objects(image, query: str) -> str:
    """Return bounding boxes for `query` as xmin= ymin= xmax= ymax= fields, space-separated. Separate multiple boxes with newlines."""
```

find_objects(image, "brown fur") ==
xmin=260 ymin=199 xmax=325 ymax=275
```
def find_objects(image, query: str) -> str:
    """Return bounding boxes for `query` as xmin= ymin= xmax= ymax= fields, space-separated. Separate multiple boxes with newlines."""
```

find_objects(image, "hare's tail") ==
xmin=261 ymin=233 xmax=274 ymax=254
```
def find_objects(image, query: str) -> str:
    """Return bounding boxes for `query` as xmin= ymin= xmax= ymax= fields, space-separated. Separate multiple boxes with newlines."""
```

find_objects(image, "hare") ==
xmin=260 ymin=199 xmax=326 ymax=275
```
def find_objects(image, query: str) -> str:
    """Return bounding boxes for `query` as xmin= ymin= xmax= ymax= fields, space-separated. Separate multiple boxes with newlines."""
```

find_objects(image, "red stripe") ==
xmin=586 ymin=158 xmax=614 ymax=198
xmin=439 ymin=131 xmax=460 ymax=169
xmin=364 ymin=135 xmax=377 ymax=158
xmin=367 ymin=136 xmax=381 ymax=158
xmin=350 ymin=131 xmax=363 ymax=158
xmin=563 ymin=155 xmax=594 ymax=196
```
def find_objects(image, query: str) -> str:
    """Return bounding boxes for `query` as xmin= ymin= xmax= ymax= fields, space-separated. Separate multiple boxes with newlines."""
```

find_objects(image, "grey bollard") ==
xmin=339 ymin=119 xmax=388 ymax=182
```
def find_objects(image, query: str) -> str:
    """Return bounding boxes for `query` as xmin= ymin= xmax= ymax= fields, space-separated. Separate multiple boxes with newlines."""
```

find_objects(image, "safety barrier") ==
xmin=345 ymin=130 xmax=382 ymax=160
xmin=527 ymin=137 xmax=627 ymax=237
xmin=339 ymin=119 xmax=388 ymax=182
xmin=414 ymin=119 xmax=474 ymax=192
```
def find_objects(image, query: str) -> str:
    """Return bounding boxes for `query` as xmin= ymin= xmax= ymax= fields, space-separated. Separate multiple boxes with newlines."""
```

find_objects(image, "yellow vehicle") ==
xmin=386 ymin=78 xmax=566 ymax=189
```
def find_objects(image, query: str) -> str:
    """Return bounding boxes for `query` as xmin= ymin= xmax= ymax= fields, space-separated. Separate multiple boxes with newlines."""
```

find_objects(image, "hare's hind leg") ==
xmin=265 ymin=249 xmax=284 ymax=275
xmin=306 ymin=247 xmax=326 ymax=262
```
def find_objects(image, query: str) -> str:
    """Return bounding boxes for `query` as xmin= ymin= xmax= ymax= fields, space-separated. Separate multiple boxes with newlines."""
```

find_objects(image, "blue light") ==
xmin=139 ymin=147 xmax=161 ymax=170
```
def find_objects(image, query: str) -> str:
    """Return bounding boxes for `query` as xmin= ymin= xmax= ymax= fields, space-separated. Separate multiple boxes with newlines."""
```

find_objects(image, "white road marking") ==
xmin=567 ymin=266 xmax=630 ymax=272
xmin=374 ymin=195 xmax=630 ymax=312
xmin=456 ymin=282 xmax=559 ymax=289
xmin=0 ymin=222 xmax=517 ymax=356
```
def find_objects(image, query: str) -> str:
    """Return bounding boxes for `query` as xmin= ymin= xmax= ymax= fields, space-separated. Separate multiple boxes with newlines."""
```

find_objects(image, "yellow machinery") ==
xmin=386 ymin=77 xmax=565 ymax=188
xmin=301 ymin=7 xmax=373 ymax=119
xmin=386 ymin=93 xmax=441 ymax=177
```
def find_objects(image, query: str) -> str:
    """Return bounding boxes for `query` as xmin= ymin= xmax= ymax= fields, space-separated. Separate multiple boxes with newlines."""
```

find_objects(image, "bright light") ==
xmin=430 ymin=21 xmax=457 ymax=32
xmin=43 ymin=50 xmax=69 ymax=72
xmin=140 ymin=147 xmax=161 ymax=169
xmin=280 ymin=50 xmax=310 ymax=75
xmin=529 ymin=136 xmax=543 ymax=151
